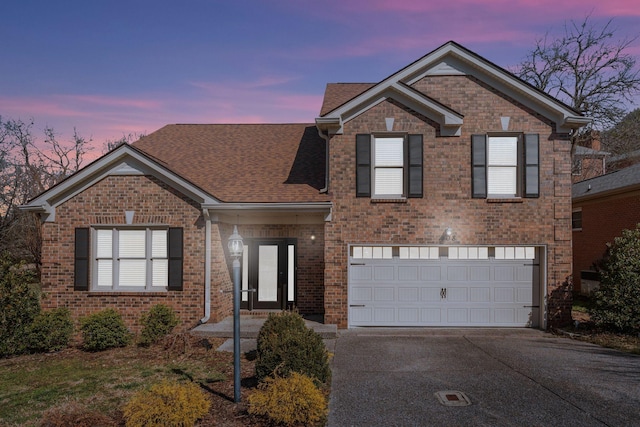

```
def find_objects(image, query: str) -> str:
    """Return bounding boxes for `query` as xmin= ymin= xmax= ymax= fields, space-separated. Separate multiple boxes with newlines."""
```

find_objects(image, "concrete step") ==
xmin=190 ymin=315 xmax=338 ymax=339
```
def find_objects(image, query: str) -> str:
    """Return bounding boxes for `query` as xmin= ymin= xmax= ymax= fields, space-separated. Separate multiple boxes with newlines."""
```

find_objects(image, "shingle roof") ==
xmin=133 ymin=124 xmax=328 ymax=203
xmin=573 ymin=162 xmax=640 ymax=200
xmin=319 ymin=83 xmax=375 ymax=116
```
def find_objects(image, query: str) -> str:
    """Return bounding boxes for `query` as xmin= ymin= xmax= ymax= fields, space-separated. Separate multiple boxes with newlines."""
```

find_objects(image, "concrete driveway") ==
xmin=328 ymin=329 xmax=640 ymax=426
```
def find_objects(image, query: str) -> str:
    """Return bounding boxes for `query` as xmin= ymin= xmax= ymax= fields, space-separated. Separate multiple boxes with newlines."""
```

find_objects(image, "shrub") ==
xmin=27 ymin=307 xmax=74 ymax=352
xmin=248 ymin=372 xmax=327 ymax=426
xmin=123 ymin=380 xmax=210 ymax=427
xmin=80 ymin=308 xmax=132 ymax=351
xmin=255 ymin=311 xmax=330 ymax=384
xmin=589 ymin=224 xmax=640 ymax=333
xmin=138 ymin=304 xmax=179 ymax=347
xmin=0 ymin=253 xmax=40 ymax=357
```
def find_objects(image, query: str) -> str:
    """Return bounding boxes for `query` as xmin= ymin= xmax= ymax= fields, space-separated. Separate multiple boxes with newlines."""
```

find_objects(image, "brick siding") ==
xmin=323 ymin=75 xmax=573 ymax=328
xmin=572 ymin=191 xmax=640 ymax=292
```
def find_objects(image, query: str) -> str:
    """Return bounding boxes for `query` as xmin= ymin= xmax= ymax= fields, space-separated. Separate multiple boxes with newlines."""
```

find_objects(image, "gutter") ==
xmin=200 ymin=208 xmax=212 ymax=324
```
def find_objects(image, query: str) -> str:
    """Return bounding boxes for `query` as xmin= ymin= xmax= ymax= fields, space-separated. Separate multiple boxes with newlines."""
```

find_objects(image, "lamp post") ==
xmin=227 ymin=225 xmax=244 ymax=403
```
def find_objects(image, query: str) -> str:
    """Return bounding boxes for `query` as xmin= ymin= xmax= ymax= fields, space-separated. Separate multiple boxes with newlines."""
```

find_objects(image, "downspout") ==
xmin=318 ymin=128 xmax=330 ymax=194
xmin=200 ymin=208 xmax=212 ymax=324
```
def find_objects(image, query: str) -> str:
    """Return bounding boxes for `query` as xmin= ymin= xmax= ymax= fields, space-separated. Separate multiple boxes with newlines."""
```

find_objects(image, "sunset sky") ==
xmin=1 ymin=0 xmax=639 ymax=152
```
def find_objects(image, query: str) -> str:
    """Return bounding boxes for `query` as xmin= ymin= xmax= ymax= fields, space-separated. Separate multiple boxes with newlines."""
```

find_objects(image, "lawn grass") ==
xmin=0 ymin=339 xmax=227 ymax=426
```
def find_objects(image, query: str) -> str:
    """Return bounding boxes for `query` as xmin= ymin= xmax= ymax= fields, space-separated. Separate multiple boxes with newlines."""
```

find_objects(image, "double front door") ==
xmin=242 ymin=239 xmax=296 ymax=310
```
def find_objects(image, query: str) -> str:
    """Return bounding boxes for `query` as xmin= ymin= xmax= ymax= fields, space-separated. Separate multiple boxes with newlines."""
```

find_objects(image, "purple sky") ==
xmin=1 ymin=0 xmax=639 ymax=154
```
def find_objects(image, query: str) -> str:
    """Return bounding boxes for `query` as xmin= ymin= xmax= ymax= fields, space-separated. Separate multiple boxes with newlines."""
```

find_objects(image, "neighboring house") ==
xmin=22 ymin=41 xmax=589 ymax=331
xmin=572 ymin=163 xmax=640 ymax=294
xmin=608 ymin=148 xmax=640 ymax=173
xmin=572 ymin=145 xmax=608 ymax=183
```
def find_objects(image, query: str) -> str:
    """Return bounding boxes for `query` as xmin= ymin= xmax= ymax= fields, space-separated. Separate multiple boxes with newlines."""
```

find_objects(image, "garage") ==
xmin=348 ymin=245 xmax=541 ymax=327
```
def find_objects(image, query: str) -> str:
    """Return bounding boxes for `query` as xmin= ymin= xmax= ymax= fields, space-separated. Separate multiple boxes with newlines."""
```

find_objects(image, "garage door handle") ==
xmin=350 ymin=304 xmax=366 ymax=308
xmin=440 ymin=288 xmax=447 ymax=299
xmin=523 ymin=305 xmax=540 ymax=308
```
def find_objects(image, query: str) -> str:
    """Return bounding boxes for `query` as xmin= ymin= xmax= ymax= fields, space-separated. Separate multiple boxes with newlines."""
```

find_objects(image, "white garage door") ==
xmin=348 ymin=246 xmax=540 ymax=327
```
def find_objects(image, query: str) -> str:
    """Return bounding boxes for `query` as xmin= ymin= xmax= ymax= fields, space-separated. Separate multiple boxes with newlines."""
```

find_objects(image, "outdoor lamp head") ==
xmin=227 ymin=225 xmax=244 ymax=257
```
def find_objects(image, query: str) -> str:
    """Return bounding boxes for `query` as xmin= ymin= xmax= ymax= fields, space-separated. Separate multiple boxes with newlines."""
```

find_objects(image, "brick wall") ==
xmin=323 ymin=75 xmax=573 ymax=328
xmin=572 ymin=191 xmax=640 ymax=292
xmin=40 ymin=174 xmax=232 ymax=334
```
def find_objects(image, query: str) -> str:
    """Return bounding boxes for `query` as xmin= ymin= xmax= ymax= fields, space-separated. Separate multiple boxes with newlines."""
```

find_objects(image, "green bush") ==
xmin=590 ymin=224 xmax=640 ymax=333
xmin=27 ymin=307 xmax=74 ymax=353
xmin=0 ymin=253 xmax=40 ymax=357
xmin=123 ymin=380 xmax=210 ymax=427
xmin=255 ymin=311 xmax=330 ymax=384
xmin=138 ymin=304 xmax=179 ymax=347
xmin=248 ymin=372 xmax=327 ymax=426
xmin=80 ymin=308 xmax=132 ymax=351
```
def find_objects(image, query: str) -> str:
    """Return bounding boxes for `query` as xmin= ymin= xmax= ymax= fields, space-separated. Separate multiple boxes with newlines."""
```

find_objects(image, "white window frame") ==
xmin=373 ymin=136 xmax=405 ymax=198
xmin=92 ymin=227 xmax=169 ymax=291
xmin=487 ymin=136 xmax=520 ymax=198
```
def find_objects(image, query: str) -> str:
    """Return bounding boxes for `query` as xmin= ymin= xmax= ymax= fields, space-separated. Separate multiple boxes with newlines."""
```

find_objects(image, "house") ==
xmin=572 ymin=145 xmax=608 ymax=183
xmin=21 ymin=41 xmax=589 ymax=331
xmin=572 ymin=163 xmax=640 ymax=294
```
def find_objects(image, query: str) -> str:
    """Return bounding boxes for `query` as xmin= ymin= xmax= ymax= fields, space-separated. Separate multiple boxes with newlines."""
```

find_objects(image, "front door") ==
xmin=242 ymin=239 xmax=296 ymax=310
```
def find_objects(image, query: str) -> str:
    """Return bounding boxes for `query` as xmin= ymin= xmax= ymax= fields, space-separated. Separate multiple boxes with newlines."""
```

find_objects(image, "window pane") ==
xmin=119 ymin=259 xmax=146 ymax=286
xmin=96 ymin=259 xmax=112 ymax=287
xmin=488 ymin=137 xmax=517 ymax=165
xmin=152 ymin=259 xmax=168 ymax=287
xmin=375 ymin=168 xmax=403 ymax=195
xmin=488 ymin=167 xmax=517 ymax=195
xmin=288 ymin=245 xmax=295 ymax=302
xmin=119 ymin=230 xmax=146 ymax=258
xmin=152 ymin=230 xmax=167 ymax=258
xmin=96 ymin=229 xmax=112 ymax=258
xmin=375 ymin=137 xmax=404 ymax=166
xmin=258 ymin=245 xmax=278 ymax=302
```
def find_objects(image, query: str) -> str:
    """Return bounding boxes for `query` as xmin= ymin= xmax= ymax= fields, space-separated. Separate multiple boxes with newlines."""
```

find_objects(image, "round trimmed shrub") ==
xmin=138 ymin=304 xmax=179 ymax=347
xmin=248 ymin=372 xmax=327 ymax=426
xmin=0 ymin=253 xmax=40 ymax=357
xmin=255 ymin=311 xmax=330 ymax=384
xmin=27 ymin=307 xmax=74 ymax=352
xmin=80 ymin=308 xmax=132 ymax=351
xmin=123 ymin=380 xmax=210 ymax=427
xmin=589 ymin=224 xmax=640 ymax=333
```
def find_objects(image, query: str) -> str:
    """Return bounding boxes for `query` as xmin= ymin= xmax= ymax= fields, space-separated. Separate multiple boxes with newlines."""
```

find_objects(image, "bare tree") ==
xmin=516 ymin=15 xmax=640 ymax=142
xmin=600 ymin=108 xmax=640 ymax=155
xmin=0 ymin=117 xmax=92 ymax=265
xmin=102 ymin=132 xmax=145 ymax=154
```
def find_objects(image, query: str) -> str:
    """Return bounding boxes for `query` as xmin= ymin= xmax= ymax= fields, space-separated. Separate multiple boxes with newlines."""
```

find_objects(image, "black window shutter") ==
xmin=407 ymin=134 xmax=423 ymax=198
xmin=524 ymin=134 xmax=540 ymax=198
xmin=168 ymin=227 xmax=183 ymax=291
xmin=74 ymin=228 xmax=89 ymax=291
xmin=356 ymin=134 xmax=372 ymax=197
xmin=471 ymin=134 xmax=487 ymax=198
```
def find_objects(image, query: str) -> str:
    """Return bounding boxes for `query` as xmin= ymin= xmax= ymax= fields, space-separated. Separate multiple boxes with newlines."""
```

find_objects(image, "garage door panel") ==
xmin=374 ymin=287 xmax=395 ymax=301
xmin=374 ymin=266 xmax=394 ymax=281
xmin=470 ymin=308 xmax=491 ymax=323
xmin=351 ymin=286 xmax=372 ymax=302
xmin=447 ymin=266 xmax=467 ymax=281
xmin=398 ymin=266 xmax=419 ymax=281
xmin=469 ymin=266 xmax=491 ymax=281
xmin=398 ymin=287 xmax=419 ymax=301
xmin=494 ymin=266 xmax=515 ymax=281
xmin=349 ymin=248 xmax=538 ymax=327
xmin=421 ymin=266 xmax=441 ymax=280
xmin=447 ymin=287 xmax=468 ymax=302
xmin=470 ymin=287 xmax=491 ymax=302
xmin=351 ymin=265 xmax=372 ymax=281
xmin=421 ymin=287 xmax=442 ymax=302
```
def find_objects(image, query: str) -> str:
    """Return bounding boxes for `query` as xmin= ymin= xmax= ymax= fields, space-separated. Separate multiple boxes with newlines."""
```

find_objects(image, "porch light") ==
xmin=445 ymin=227 xmax=453 ymax=237
xmin=228 ymin=225 xmax=244 ymax=258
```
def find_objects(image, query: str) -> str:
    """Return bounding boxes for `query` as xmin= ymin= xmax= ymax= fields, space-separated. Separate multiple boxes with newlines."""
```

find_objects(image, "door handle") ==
xmin=440 ymin=288 xmax=447 ymax=299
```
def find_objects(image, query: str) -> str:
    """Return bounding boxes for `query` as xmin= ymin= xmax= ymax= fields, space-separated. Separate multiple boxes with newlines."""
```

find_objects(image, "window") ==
xmin=572 ymin=209 xmax=582 ymax=230
xmin=472 ymin=133 xmax=539 ymax=199
xmin=73 ymin=227 xmax=183 ymax=292
xmin=356 ymin=134 xmax=423 ymax=198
